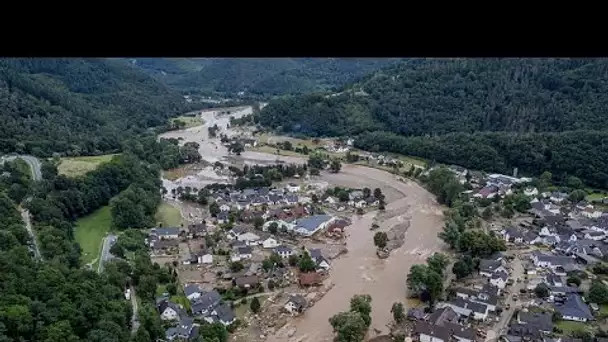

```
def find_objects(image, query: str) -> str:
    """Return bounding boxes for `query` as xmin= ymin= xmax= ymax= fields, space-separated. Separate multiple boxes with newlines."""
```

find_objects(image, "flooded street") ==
xmin=269 ymin=165 xmax=446 ymax=342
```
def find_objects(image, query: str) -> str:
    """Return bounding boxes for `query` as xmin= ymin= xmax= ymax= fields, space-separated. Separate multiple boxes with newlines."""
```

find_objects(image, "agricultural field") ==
xmin=75 ymin=206 xmax=112 ymax=265
xmin=155 ymin=202 xmax=182 ymax=227
xmin=58 ymin=154 xmax=118 ymax=177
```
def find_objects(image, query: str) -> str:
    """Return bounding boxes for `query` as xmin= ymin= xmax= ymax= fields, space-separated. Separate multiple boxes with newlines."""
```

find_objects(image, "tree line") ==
xmin=258 ymin=59 xmax=608 ymax=189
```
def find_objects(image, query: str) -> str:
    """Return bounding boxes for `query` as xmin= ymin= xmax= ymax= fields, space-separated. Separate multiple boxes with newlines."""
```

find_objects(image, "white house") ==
xmin=415 ymin=322 xmax=450 ymax=342
xmin=151 ymin=227 xmax=180 ymax=240
xmin=293 ymin=215 xmax=334 ymax=236
xmin=582 ymin=206 xmax=603 ymax=219
xmin=237 ymin=232 xmax=261 ymax=245
xmin=584 ymin=230 xmax=605 ymax=241
xmin=231 ymin=246 xmax=253 ymax=262
xmin=490 ymin=272 xmax=508 ymax=289
xmin=524 ymin=187 xmax=539 ymax=197
xmin=324 ymin=196 xmax=338 ymax=205
xmin=263 ymin=237 xmax=279 ymax=249
xmin=160 ymin=302 xmax=180 ymax=320
xmin=275 ymin=245 xmax=294 ymax=258
xmin=550 ymin=192 xmax=568 ymax=204
xmin=219 ymin=203 xmax=231 ymax=212
xmin=285 ymin=183 xmax=300 ymax=193
xmin=227 ymin=226 xmax=247 ymax=240
xmin=284 ymin=295 xmax=307 ymax=316
xmin=199 ymin=253 xmax=213 ymax=264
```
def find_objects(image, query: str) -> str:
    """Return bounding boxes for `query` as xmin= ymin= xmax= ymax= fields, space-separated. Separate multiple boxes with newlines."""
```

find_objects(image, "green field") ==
xmin=556 ymin=320 xmax=594 ymax=334
xmin=586 ymin=192 xmax=606 ymax=201
xmin=155 ymin=202 xmax=182 ymax=227
xmin=171 ymin=115 xmax=204 ymax=129
xmin=75 ymin=206 xmax=112 ymax=265
xmin=58 ymin=154 xmax=119 ymax=177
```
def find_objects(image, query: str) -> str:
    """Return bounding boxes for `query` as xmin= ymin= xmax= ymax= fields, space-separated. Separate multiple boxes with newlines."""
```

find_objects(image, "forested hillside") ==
xmin=258 ymin=59 xmax=608 ymax=188
xmin=126 ymin=58 xmax=399 ymax=97
xmin=0 ymin=58 xmax=189 ymax=157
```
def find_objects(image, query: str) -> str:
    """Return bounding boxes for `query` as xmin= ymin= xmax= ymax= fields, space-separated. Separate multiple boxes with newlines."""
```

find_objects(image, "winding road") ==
xmin=2 ymin=155 xmax=43 ymax=260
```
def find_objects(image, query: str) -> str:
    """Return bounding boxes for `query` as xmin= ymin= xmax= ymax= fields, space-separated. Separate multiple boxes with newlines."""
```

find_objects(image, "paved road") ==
xmin=97 ymin=234 xmax=117 ymax=273
xmin=2 ymin=155 xmax=44 ymax=260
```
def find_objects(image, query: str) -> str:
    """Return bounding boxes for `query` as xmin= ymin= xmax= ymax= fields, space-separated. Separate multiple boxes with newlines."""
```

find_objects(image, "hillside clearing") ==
xmin=75 ymin=206 xmax=112 ymax=265
xmin=58 ymin=154 xmax=119 ymax=177
xmin=171 ymin=115 xmax=204 ymax=129
xmin=155 ymin=202 xmax=182 ymax=227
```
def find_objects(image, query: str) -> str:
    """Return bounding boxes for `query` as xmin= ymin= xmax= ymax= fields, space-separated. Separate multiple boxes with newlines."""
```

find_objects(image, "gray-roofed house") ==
xmin=150 ymin=227 xmax=180 ymax=239
xmin=517 ymin=311 xmax=553 ymax=334
xmin=502 ymin=226 xmax=524 ymax=243
xmin=531 ymin=252 xmax=576 ymax=269
xmin=234 ymin=275 xmax=260 ymax=289
xmin=554 ymin=294 xmax=594 ymax=322
xmin=414 ymin=321 xmax=451 ymax=342
xmin=294 ymin=215 xmax=334 ymax=236
xmin=191 ymin=290 xmax=221 ymax=316
xmin=479 ymin=259 xmax=507 ymax=277
xmin=490 ymin=271 xmax=509 ymax=289
xmin=205 ymin=303 xmax=236 ymax=326
xmin=184 ymin=284 xmax=202 ymax=301
xmin=232 ymin=246 xmax=252 ymax=262
xmin=275 ymin=245 xmax=294 ymax=258
xmin=308 ymin=248 xmax=331 ymax=271
xmin=455 ymin=287 xmax=498 ymax=311
xmin=158 ymin=300 xmax=183 ymax=321
xmin=284 ymin=295 xmax=308 ymax=315
xmin=438 ymin=298 xmax=489 ymax=321
xmin=427 ymin=307 xmax=459 ymax=326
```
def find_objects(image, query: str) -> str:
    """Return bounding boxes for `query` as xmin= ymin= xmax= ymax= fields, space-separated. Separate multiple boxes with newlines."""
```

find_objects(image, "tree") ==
xmin=373 ymin=188 xmax=383 ymax=200
xmin=230 ymin=261 xmax=244 ymax=272
xmin=329 ymin=311 xmax=367 ymax=342
xmin=310 ymin=167 xmax=320 ymax=176
xmin=373 ymin=232 xmax=388 ymax=249
xmin=426 ymin=253 xmax=449 ymax=276
xmin=452 ymin=255 xmax=475 ymax=279
xmin=569 ymin=189 xmax=587 ymax=203
xmin=330 ymin=160 xmax=342 ymax=173
xmin=253 ymin=216 xmax=264 ymax=230
xmin=567 ymin=275 xmax=582 ymax=287
xmin=268 ymin=222 xmax=278 ymax=235
xmin=363 ymin=187 xmax=371 ymax=198
xmin=250 ymin=297 xmax=261 ymax=313
xmin=391 ymin=302 xmax=405 ymax=323
xmin=268 ymin=279 xmax=276 ymax=290
xmin=311 ymin=194 xmax=319 ymax=203
xmin=567 ymin=176 xmax=584 ymax=190
xmin=534 ymin=283 xmax=550 ymax=298
xmin=167 ymin=283 xmax=177 ymax=295
xmin=209 ymin=201 xmax=220 ymax=217
xmin=288 ymin=254 xmax=299 ymax=267
xmin=481 ymin=206 xmax=493 ymax=220
xmin=308 ymin=154 xmax=325 ymax=169
xmin=407 ymin=264 xmax=443 ymax=303
xmin=350 ymin=294 xmax=372 ymax=328
xmin=198 ymin=322 xmax=228 ymax=342
xmin=298 ymin=252 xmax=317 ymax=272
xmin=589 ymin=281 xmax=608 ymax=304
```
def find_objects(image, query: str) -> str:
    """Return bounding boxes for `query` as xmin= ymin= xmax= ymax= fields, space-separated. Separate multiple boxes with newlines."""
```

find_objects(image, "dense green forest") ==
xmin=0 ymin=58 xmax=192 ymax=157
xmin=258 ymin=59 xmax=608 ymax=188
xmin=126 ymin=58 xmax=399 ymax=97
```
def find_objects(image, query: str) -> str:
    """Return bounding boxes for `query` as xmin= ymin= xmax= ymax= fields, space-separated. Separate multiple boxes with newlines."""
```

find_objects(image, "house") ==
xmin=234 ymin=275 xmax=260 ymax=289
xmin=284 ymin=295 xmax=307 ymax=315
xmin=219 ymin=203 xmax=231 ymax=212
xmin=479 ymin=259 xmax=507 ymax=277
xmin=407 ymin=308 xmax=427 ymax=321
xmin=349 ymin=190 xmax=365 ymax=201
xmin=324 ymin=196 xmax=338 ymax=205
xmin=198 ymin=253 xmax=213 ymax=264
xmin=298 ymin=272 xmax=322 ymax=287
xmin=293 ymin=215 xmax=334 ymax=236
xmin=365 ymin=197 xmax=380 ymax=206
xmin=165 ymin=316 xmax=194 ymax=341
xmin=474 ymin=186 xmax=499 ymax=199
xmin=158 ymin=300 xmax=182 ymax=320
xmin=263 ymin=219 xmax=294 ymax=232
xmin=554 ymin=294 xmax=594 ymax=322
xmin=233 ymin=246 xmax=253 ymax=261
xmin=490 ymin=271 xmax=509 ymax=289
xmin=309 ymin=248 xmax=331 ymax=271
xmin=546 ymin=273 xmax=564 ymax=287
xmin=438 ymin=298 xmax=489 ymax=321
xmin=263 ymin=237 xmax=279 ymax=249
xmin=267 ymin=194 xmax=283 ymax=205
xmin=184 ymin=284 xmax=202 ymax=301
xmin=216 ymin=211 xmax=229 ymax=224
xmin=150 ymin=227 xmax=180 ymax=240
xmin=275 ymin=245 xmax=294 ymax=259
xmin=531 ymin=252 xmax=575 ymax=269
xmin=581 ymin=206 xmax=603 ymax=219
xmin=237 ymin=232 xmax=261 ymax=245
xmin=584 ymin=230 xmax=605 ymax=241
xmin=191 ymin=290 xmax=221 ymax=316
xmin=455 ymin=287 xmax=498 ymax=312
xmin=517 ymin=311 xmax=553 ymax=334
xmin=187 ymin=223 xmax=207 ymax=238
xmin=428 ymin=307 xmax=459 ymax=325
xmin=283 ymin=195 xmax=299 ymax=205
xmin=204 ymin=303 xmax=236 ymax=326
xmin=285 ymin=183 xmax=300 ymax=193
xmin=228 ymin=226 xmax=248 ymax=239
xmin=550 ymin=192 xmax=568 ymax=204
xmin=502 ymin=227 xmax=524 ymax=243
xmin=150 ymin=238 xmax=179 ymax=252
xmin=524 ymin=187 xmax=539 ymax=197
xmin=414 ymin=321 xmax=451 ymax=342
xmin=352 ymin=199 xmax=367 ymax=208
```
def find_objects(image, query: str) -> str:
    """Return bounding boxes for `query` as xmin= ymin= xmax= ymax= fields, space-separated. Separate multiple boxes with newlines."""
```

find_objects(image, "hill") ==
xmin=126 ymin=58 xmax=399 ymax=97
xmin=258 ymin=59 xmax=608 ymax=188
xmin=0 ymin=58 xmax=189 ymax=157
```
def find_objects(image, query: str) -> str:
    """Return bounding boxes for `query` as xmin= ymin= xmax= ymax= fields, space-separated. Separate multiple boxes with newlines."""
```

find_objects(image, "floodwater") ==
xmin=268 ymin=165 xmax=446 ymax=342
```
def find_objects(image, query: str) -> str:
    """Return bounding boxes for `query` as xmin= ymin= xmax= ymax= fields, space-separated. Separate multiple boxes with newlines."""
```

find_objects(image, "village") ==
xmin=144 ymin=106 xmax=608 ymax=342
xmin=399 ymin=164 xmax=608 ymax=342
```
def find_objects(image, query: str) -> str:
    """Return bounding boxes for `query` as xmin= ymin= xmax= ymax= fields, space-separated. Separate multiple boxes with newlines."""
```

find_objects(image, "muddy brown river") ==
xmin=269 ymin=165 xmax=445 ymax=342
